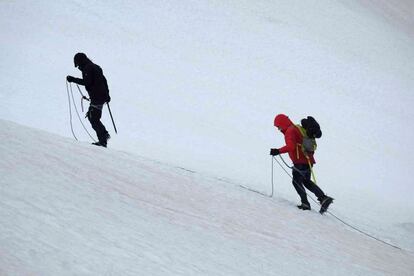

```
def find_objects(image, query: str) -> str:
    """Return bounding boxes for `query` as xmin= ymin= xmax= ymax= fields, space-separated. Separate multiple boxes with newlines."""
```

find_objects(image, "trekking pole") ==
xmin=107 ymin=103 xmax=118 ymax=134
xmin=270 ymin=156 xmax=275 ymax=197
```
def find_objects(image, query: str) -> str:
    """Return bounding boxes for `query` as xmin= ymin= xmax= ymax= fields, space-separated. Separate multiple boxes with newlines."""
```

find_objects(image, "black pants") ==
xmin=87 ymin=105 xmax=108 ymax=143
xmin=292 ymin=164 xmax=325 ymax=204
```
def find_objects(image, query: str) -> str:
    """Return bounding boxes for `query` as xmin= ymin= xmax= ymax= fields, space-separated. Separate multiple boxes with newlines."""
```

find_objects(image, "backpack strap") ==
xmin=296 ymin=126 xmax=318 ymax=184
xmin=296 ymin=124 xmax=317 ymax=154
xmin=296 ymin=124 xmax=307 ymax=137
xmin=295 ymin=125 xmax=304 ymax=159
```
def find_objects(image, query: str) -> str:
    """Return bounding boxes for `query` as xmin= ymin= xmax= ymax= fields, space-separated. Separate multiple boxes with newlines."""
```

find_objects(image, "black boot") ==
xmin=93 ymin=133 xmax=110 ymax=148
xmin=297 ymin=202 xmax=311 ymax=210
xmin=319 ymin=196 xmax=333 ymax=214
xmin=92 ymin=141 xmax=107 ymax=148
xmin=101 ymin=133 xmax=110 ymax=147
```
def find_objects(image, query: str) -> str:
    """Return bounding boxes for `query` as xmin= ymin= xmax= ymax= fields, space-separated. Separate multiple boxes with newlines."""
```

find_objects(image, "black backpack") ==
xmin=296 ymin=116 xmax=322 ymax=153
xmin=301 ymin=116 xmax=322 ymax=139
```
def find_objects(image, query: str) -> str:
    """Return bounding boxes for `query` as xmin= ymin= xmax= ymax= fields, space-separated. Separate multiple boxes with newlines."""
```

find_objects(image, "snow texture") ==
xmin=1 ymin=0 xmax=414 ymax=275
xmin=1 ymin=119 xmax=414 ymax=275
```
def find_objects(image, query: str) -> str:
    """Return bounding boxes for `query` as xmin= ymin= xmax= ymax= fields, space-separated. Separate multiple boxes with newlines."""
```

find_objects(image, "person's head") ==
xmin=274 ymin=114 xmax=293 ymax=133
xmin=73 ymin=52 xmax=90 ymax=70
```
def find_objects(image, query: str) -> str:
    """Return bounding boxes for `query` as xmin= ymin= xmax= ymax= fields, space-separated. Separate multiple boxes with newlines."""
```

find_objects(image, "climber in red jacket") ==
xmin=270 ymin=114 xmax=333 ymax=213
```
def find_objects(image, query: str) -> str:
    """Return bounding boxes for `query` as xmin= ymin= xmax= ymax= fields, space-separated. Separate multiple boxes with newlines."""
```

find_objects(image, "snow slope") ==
xmin=1 ymin=119 xmax=413 ymax=275
xmin=1 ymin=0 xmax=414 ymax=274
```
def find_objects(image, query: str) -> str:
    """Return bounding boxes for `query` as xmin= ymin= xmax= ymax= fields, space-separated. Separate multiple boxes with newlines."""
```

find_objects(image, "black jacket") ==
xmin=72 ymin=61 xmax=110 ymax=105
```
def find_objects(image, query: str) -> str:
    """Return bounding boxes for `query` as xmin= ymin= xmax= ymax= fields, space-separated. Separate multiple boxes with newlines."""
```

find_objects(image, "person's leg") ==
xmin=88 ymin=106 xmax=109 ymax=145
xmin=292 ymin=165 xmax=310 ymax=206
xmin=302 ymin=176 xmax=326 ymax=202
xmin=300 ymin=166 xmax=331 ymax=204
xmin=300 ymin=166 xmax=333 ymax=213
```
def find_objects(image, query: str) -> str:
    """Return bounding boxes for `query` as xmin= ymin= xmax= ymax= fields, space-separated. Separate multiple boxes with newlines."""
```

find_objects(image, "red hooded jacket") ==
xmin=274 ymin=114 xmax=315 ymax=165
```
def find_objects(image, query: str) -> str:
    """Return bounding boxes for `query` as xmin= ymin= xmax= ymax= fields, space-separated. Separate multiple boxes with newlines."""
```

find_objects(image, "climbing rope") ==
xmin=65 ymin=81 xmax=78 ymax=141
xmin=65 ymin=80 xmax=97 ymax=142
xmin=273 ymin=155 xmax=402 ymax=250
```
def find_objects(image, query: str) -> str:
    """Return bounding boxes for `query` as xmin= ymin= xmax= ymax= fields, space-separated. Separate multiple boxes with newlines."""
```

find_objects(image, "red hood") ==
xmin=274 ymin=114 xmax=293 ymax=132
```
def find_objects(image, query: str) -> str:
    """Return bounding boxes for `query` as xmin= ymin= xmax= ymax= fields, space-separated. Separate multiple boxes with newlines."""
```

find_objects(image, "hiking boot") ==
xmin=319 ymin=196 xmax=333 ymax=214
xmin=92 ymin=141 xmax=107 ymax=148
xmin=297 ymin=202 xmax=311 ymax=210
xmin=103 ymin=133 xmax=110 ymax=146
xmin=94 ymin=133 xmax=110 ymax=148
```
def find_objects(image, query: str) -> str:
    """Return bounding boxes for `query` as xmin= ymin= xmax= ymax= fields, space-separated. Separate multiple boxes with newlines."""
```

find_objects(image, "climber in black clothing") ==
xmin=67 ymin=53 xmax=111 ymax=147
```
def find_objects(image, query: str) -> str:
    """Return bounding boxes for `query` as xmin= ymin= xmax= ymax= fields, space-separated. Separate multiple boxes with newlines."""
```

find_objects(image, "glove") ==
xmin=270 ymin=148 xmax=280 ymax=156
xmin=66 ymin=75 xmax=76 ymax=83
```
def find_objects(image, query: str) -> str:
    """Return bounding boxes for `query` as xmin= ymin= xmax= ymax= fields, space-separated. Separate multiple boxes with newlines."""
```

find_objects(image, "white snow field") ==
xmin=1 ymin=0 xmax=414 ymax=275
xmin=1 ymin=119 xmax=413 ymax=275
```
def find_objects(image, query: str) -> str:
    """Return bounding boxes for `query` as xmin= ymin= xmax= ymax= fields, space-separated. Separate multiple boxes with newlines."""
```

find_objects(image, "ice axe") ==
xmin=107 ymin=102 xmax=118 ymax=134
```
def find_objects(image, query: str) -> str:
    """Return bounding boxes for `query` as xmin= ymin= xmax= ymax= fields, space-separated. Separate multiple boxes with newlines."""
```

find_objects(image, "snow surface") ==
xmin=1 ymin=0 xmax=414 ymax=275
xmin=1 ymin=119 xmax=414 ymax=275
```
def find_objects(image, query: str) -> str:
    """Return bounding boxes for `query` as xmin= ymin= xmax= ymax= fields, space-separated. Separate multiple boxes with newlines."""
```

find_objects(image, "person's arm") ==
xmin=278 ymin=129 xmax=296 ymax=154
xmin=66 ymin=65 xmax=94 ymax=86
xmin=68 ymin=76 xmax=84 ymax=85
